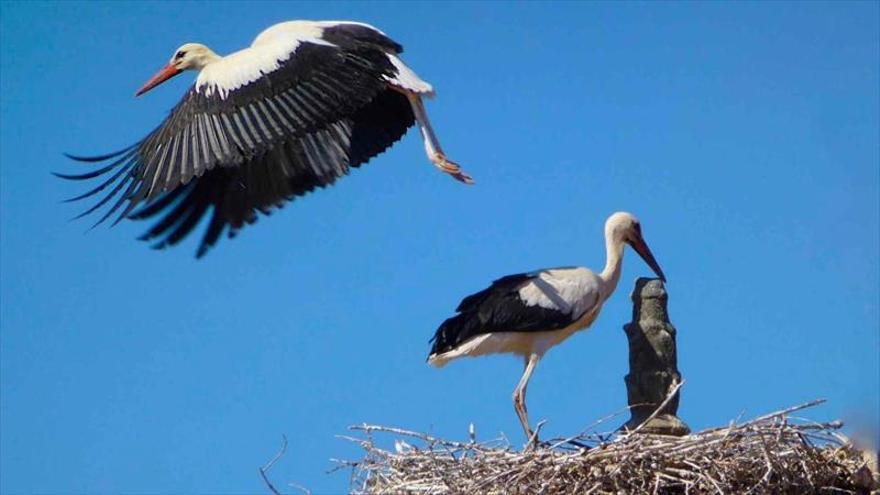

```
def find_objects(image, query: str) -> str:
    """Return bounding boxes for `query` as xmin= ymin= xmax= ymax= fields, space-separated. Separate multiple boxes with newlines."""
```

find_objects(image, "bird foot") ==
xmin=431 ymin=153 xmax=474 ymax=185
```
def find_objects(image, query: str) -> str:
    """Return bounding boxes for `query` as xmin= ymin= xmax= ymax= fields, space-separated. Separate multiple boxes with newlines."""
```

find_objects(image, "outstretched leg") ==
xmin=403 ymin=92 xmax=474 ymax=185
xmin=512 ymin=353 xmax=541 ymax=439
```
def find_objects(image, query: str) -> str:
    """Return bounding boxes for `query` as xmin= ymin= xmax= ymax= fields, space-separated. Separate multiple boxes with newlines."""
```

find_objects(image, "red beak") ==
xmin=629 ymin=236 xmax=666 ymax=283
xmin=135 ymin=64 xmax=181 ymax=96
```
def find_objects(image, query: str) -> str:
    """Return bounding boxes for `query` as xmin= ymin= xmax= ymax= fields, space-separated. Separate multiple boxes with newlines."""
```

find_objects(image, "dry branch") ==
xmin=260 ymin=435 xmax=288 ymax=495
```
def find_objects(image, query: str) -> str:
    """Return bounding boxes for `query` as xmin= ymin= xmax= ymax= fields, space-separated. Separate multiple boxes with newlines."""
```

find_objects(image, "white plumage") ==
xmin=428 ymin=212 xmax=667 ymax=439
xmin=384 ymin=54 xmax=435 ymax=95
xmin=197 ymin=21 xmax=431 ymax=99
xmin=517 ymin=268 xmax=602 ymax=316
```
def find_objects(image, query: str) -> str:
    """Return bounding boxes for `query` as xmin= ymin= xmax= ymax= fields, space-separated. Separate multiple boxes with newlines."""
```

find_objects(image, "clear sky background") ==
xmin=1 ymin=1 xmax=878 ymax=493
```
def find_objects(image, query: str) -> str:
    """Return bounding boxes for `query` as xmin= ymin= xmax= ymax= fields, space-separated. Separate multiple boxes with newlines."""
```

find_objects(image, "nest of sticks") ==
xmin=338 ymin=400 xmax=878 ymax=494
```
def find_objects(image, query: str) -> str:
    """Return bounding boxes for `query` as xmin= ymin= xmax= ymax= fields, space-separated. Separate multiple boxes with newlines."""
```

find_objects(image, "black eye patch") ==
xmin=175 ymin=51 xmax=185 ymax=59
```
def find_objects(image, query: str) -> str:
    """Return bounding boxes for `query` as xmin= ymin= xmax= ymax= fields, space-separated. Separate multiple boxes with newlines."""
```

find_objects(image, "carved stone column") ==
xmin=622 ymin=277 xmax=690 ymax=436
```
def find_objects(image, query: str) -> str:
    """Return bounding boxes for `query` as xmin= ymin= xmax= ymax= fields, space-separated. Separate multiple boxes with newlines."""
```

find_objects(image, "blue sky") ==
xmin=1 ymin=1 xmax=877 ymax=493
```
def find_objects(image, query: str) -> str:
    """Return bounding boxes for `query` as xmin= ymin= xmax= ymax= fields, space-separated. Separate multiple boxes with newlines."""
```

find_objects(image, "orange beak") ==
xmin=629 ymin=235 xmax=666 ymax=283
xmin=135 ymin=63 xmax=181 ymax=96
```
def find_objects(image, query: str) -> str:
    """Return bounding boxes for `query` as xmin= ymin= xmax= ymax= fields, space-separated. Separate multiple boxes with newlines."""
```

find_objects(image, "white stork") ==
xmin=58 ymin=20 xmax=472 ymax=257
xmin=427 ymin=212 xmax=666 ymax=439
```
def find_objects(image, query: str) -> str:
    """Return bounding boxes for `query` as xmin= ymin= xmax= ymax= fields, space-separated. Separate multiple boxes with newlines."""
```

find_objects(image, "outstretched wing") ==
xmin=59 ymin=23 xmax=418 ymax=256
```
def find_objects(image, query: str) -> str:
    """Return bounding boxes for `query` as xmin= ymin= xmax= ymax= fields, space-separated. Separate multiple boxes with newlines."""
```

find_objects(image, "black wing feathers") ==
xmin=348 ymin=90 xmax=413 ymax=167
xmin=132 ymin=118 xmax=367 ymax=258
xmin=59 ymin=27 xmax=416 ymax=257
xmin=429 ymin=273 xmax=577 ymax=357
xmin=455 ymin=273 xmax=534 ymax=312
xmin=321 ymin=23 xmax=403 ymax=54
xmin=64 ymin=146 xmax=137 ymax=163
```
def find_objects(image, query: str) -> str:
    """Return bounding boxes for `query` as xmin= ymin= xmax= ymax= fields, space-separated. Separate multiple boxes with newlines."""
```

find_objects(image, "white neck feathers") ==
xmin=599 ymin=233 xmax=626 ymax=298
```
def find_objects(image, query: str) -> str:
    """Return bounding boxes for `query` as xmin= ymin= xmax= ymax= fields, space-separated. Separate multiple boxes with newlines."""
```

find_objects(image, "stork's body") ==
xmin=428 ymin=212 xmax=666 ymax=438
xmin=59 ymin=20 xmax=471 ymax=257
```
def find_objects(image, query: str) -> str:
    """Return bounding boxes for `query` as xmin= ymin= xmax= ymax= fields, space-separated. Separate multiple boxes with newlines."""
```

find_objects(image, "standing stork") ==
xmin=57 ymin=20 xmax=472 ymax=257
xmin=427 ymin=212 xmax=666 ymax=438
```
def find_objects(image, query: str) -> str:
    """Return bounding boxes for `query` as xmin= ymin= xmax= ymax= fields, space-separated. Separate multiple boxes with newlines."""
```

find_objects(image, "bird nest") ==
xmin=337 ymin=400 xmax=877 ymax=494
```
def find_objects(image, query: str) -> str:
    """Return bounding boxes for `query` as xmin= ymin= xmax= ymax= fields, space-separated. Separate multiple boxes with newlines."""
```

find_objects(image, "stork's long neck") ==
xmin=599 ymin=234 xmax=625 ymax=297
xmin=192 ymin=48 xmax=221 ymax=71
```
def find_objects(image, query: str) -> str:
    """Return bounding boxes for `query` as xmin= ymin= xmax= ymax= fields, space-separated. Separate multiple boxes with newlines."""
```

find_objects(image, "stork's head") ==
xmin=606 ymin=212 xmax=666 ymax=282
xmin=136 ymin=43 xmax=219 ymax=96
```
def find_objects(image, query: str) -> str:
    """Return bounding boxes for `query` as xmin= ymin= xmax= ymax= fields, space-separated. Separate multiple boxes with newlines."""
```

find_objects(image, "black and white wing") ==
xmin=428 ymin=267 xmax=602 ymax=358
xmin=58 ymin=22 xmax=421 ymax=257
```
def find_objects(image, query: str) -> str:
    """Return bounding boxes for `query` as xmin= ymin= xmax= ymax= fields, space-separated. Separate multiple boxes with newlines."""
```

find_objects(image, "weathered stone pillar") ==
xmin=622 ymin=278 xmax=690 ymax=435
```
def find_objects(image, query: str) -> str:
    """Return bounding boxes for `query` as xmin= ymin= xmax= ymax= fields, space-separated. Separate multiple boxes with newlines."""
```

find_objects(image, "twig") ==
xmin=525 ymin=420 xmax=547 ymax=451
xmin=742 ymin=399 xmax=826 ymax=427
xmin=626 ymin=379 xmax=685 ymax=436
xmin=286 ymin=482 xmax=312 ymax=495
xmin=548 ymin=404 xmax=635 ymax=450
xmin=260 ymin=434 xmax=288 ymax=495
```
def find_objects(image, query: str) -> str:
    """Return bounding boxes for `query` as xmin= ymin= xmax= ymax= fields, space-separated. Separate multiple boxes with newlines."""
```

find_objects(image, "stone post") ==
xmin=622 ymin=277 xmax=690 ymax=435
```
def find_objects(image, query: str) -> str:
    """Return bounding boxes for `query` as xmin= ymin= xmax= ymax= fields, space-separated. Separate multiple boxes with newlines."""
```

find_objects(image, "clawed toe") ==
xmin=431 ymin=154 xmax=475 ymax=184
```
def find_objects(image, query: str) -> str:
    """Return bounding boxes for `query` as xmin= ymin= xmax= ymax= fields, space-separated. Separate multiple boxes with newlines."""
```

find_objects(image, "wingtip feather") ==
xmin=64 ymin=146 xmax=134 ymax=163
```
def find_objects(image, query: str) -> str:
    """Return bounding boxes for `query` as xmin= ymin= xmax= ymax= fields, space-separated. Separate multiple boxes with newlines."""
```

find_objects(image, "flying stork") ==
xmin=427 ymin=212 xmax=666 ymax=439
xmin=58 ymin=20 xmax=472 ymax=257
